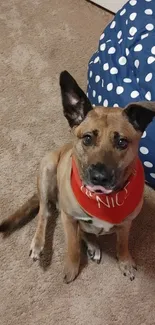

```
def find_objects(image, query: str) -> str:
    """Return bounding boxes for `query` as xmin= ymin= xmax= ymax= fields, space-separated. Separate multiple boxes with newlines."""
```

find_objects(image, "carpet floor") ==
xmin=0 ymin=1 xmax=155 ymax=324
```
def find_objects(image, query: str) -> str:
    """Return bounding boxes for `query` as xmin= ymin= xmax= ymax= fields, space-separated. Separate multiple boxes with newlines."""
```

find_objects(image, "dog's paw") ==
xmin=87 ymin=245 xmax=101 ymax=264
xmin=118 ymin=258 xmax=137 ymax=281
xmin=29 ymin=237 xmax=44 ymax=261
xmin=63 ymin=260 xmax=80 ymax=284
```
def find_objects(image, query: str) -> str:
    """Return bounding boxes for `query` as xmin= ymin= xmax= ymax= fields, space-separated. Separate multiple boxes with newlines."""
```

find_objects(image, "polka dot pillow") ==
xmin=87 ymin=0 xmax=155 ymax=188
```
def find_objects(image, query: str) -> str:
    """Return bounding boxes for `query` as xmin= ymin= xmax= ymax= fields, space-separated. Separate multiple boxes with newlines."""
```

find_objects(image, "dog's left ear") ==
xmin=124 ymin=102 xmax=155 ymax=133
xmin=59 ymin=70 xmax=92 ymax=127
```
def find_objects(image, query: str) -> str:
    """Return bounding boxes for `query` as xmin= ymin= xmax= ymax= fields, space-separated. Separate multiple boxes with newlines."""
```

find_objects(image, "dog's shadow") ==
xmin=131 ymin=193 xmax=155 ymax=277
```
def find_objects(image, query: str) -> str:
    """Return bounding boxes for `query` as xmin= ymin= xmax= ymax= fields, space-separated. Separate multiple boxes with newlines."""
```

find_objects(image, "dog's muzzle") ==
xmin=85 ymin=163 xmax=116 ymax=193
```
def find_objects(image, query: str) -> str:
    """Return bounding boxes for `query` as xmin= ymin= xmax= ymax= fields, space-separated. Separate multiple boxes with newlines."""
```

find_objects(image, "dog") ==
xmin=0 ymin=71 xmax=155 ymax=283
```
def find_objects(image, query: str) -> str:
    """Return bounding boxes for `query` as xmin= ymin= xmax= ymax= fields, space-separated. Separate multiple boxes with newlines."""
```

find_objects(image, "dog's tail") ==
xmin=0 ymin=194 xmax=39 ymax=233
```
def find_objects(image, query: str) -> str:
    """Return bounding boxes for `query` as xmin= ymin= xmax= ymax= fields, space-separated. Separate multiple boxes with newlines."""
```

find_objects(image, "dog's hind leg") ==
xmin=29 ymin=150 xmax=60 ymax=261
xmin=82 ymin=232 xmax=102 ymax=264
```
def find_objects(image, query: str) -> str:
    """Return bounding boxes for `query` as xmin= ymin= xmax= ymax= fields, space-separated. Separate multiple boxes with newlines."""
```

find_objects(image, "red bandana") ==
xmin=71 ymin=157 xmax=144 ymax=224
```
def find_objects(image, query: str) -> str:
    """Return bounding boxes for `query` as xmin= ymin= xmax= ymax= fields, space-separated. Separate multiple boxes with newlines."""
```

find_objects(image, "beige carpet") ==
xmin=0 ymin=1 xmax=155 ymax=324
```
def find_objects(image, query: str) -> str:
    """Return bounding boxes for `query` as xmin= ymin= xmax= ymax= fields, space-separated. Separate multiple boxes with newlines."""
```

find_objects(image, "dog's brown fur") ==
xmin=1 ymin=71 xmax=155 ymax=283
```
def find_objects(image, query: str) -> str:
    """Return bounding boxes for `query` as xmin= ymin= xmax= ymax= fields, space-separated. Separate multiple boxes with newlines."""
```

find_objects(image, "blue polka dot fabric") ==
xmin=87 ymin=0 xmax=155 ymax=188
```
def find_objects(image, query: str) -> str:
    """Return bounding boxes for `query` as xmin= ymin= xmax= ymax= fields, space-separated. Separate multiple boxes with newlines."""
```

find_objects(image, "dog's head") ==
xmin=60 ymin=71 xmax=155 ymax=193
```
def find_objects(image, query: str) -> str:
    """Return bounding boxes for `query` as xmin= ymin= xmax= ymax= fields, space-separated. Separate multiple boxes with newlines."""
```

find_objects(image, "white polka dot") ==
xmin=103 ymin=63 xmax=109 ymax=71
xmin=103 ymin=99 xmax=108 ymax=107
xmin=151 ymin=46 xmax=155 ymax=55
xmin=146 ymin=23 xmax=154 ymax=31
xmin=117 ymin=30 xmax=122 ymax=39
xmin=147 ymin=56 xmax=155 ymax=64
xmin=100 ymin=33 xmax=105 ymax=40
xmin=134 ymin=44 xmax=143 ymax=52
xmin=130 ymin=90 xmax=139 ymax=98
xmin=150 ymin=173 xmax=155 ymax=179
xmin=129 ymin=12 xmax=137 ymax=21
xmin=100 ymin=43 xmax=106 ymax=51
xmin=95 ymin=75 xmax=100 ymax=83
xmin=102 ymin=79 xmax=104 ymax=87
xmin=113 ymin=103 xmax=119 ymax=107
xmin=108 ymin=47 xmax=116 ymax=54
xmin=141 ymin=33 xmax=149 ymax=40
xmin=145 ymin=91 xmax=152 ymax=100
xmin=128 ymin=37 xmax=134 ymax=40
xmin=140 ymin=146 xmax=149 ymax=154
xmin=126 ymin=48 xmax=130 ymax=56
xmin=94 ymin=56 xmax=99 ymax=63
xmin=98 ymin=95 xmax=102 ymax=104
xmin=123 ymin=78 xmax=132 ymax=83
xmin=137 ymin=78 xmax=139 ymax=83
xmin=145 ymin=72 xmax=153 ymax=82
xmin=145 ymin=9 xmax=153 ymax=15
xmin=106 ymin=39 xmax=111 ymax=43
xmin=118 ymin=56 xmax=127 ymax=65
xmin=142 ymin=131 xmax=147 ymax=138
xmin=118 ymin=39 xmax=123 ymax=44
xmin=93 ymin=90 xmax=96 ymax=97
xmin=110 ymin=21 xmax=116 ymax=29
xmin=126 ymin=19 xmax=128 ymax=25
xmin=120 ymin=8 xmax=126 ymax=16
xmin=144 ymin=161 xmax=153 ymax=168
xmin=129 ymin=0 xmax=137 ymax=6
xmin=110 ymin=67 xmax=118 ymax=75
xmin=145 ymin=0 xmax=152 ymax=2
xmin=116 ymin=86 xmax=124 ymax=95
xmin=107 ymin=83 xmax=113 ymax=91
xmin=92 ymin=104 xmax=95 ymax=107
xmin=134 ymin=59 xmax=140 ymax=68
xmin=129 ymin=26 xmax=137 ymax=36
xmin=89 ymin=71 xmax=93 ymax=78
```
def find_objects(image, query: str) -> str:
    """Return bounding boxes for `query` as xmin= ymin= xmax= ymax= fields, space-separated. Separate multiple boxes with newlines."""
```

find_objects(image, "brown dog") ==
xmin=0 ymin=71 xmax=155 ymax=283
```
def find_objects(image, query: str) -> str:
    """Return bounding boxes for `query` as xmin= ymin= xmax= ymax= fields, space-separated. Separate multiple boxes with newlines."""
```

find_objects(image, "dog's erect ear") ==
xmin=59 ymin=70 xmax=92 ymax=127
xmin=124 ymin=102 xmax=155 ymax=133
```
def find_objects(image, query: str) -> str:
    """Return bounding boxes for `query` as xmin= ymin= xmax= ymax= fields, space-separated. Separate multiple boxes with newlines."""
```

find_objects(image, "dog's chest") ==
xmin=90 ymin=217 xmax=114 ymax=232
xmin=74 ymin=214 xmax=114 ymax=235
xmin=73 ymin=196 xmax=143 ymax=236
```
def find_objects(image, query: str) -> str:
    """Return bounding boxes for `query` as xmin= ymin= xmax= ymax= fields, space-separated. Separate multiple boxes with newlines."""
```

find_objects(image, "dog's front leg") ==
xmin=81 ymin=232 xmax=101 ymax=264
xmin=29 ymin=205 xmax=48 ymax=261
xmin=29 ymin=151 xmax=59 ymax=261
xmin=61 ymin=210 xmax=81 ymax=283
xmin=116 ymin=221 xmax=137 ymax=281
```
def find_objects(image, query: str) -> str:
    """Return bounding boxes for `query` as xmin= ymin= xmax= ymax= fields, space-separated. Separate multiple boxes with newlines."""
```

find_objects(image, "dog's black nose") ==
xmin=89 ymin=163 xmax=112 ymax=186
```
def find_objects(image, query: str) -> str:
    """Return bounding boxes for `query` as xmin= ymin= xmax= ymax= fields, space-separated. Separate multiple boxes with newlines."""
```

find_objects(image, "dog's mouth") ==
xmin=85 ymin=184 xmax=113 ymax=194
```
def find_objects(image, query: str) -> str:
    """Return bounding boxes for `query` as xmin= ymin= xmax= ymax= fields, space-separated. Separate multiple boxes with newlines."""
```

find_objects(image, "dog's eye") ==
xmin=82 ymin=133 xmax=93 ymax=146
xmin=114 ymin=132 xmax=129 ymax=150
xmin=117 ymin=138 xmax=128 ymax=150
